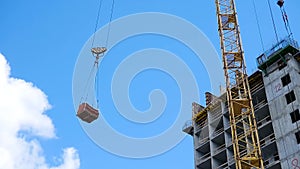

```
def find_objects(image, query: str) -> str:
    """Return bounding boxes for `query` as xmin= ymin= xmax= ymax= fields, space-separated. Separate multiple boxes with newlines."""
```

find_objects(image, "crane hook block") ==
xmin=277 ymin=0 xmax=284 ymax=7
xmin=91 ymin=47 xmax=107 ymax=55
xmin=77 ymin=103 xmax=99 ymax=123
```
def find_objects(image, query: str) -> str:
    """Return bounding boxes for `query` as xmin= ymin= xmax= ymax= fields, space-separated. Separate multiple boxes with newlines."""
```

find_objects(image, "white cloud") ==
xmin=50 ymin=148 xmax=80 ymax=169
xmin=0 ymin=54 xmax=80 ymax=169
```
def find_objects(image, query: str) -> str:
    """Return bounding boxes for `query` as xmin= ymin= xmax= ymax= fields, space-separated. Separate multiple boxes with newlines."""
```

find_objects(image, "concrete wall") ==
xmin=263 ymin=53 xmax=300 ymax=169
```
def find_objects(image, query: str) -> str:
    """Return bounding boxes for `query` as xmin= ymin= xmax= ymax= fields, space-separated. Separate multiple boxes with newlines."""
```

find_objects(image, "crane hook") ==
xmin=91 ymin=47 xmax=107 ymax=65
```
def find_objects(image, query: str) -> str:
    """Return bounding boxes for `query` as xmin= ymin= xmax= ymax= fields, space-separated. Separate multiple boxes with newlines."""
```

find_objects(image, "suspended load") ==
xmin=77 ymin=103 xmax=99 ymax=123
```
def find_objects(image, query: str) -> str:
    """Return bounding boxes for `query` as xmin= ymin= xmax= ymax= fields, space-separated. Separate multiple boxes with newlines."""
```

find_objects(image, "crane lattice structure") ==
xmin=215 ymin=0 xmax=264 ymax=168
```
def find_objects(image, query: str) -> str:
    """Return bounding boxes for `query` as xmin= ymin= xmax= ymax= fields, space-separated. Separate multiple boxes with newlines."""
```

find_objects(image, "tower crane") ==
xmin=215 ymin=0 xmax=264 ymax=168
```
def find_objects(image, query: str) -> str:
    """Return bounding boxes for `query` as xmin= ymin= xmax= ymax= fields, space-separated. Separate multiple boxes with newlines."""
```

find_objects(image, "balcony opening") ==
xmin=290 ymin=109 xmax=300 ymax=123
xmin=281 ymin=74 xmax=291 ymax=87
xmin=285 ymin=90 xmax=296 ymax=104
xmin=278 ymin=60 xmax=287 ymax=70
xmin=295 ymin=131 xmax=300 ymax=144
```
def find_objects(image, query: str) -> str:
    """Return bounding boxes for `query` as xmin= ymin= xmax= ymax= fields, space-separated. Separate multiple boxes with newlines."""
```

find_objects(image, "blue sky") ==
xmin=1 ymin=0 xmax=300 ymax=169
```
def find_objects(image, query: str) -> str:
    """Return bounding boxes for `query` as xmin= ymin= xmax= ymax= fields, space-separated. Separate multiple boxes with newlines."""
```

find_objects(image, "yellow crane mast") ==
xmin=215 ymin=0 xmax=264 ymax=168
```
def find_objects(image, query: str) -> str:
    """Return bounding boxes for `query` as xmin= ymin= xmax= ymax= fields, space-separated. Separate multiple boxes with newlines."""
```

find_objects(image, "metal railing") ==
xmin=253 ymin=99 xmax=267 ymax=111
xmin=260 ymin=133 xmax=276 ymax=147
xmin=182 ymin=120 xmax=193 ymax=131
xmin=195 ymin=121 xmax=208 ymax=133
xmin=210 ymin=109 xmax=223 ymax=120
xmin=228 ymin=156 xmax=235 ymax=166
xmin=257 ymin=36 xmax=299 ymax=65
xmin=212 ymin=127 xmax=224 ymax=137
xmin=251 ymin=82 xmax=264 ymax=95
xmin=199 ymin=136 xmax=209 ymax=145
xmin=257 ymin=115 xmax=271 ymax=128
xmin=214 ymin=144 xmax=226 ymax=155
xmin=264 ymin=153 xmax=280 ymax=168
xmin=215 ymin=162 xmax=229 ymax=169
xmin=196 ymin=152 xmax=211 ymax=165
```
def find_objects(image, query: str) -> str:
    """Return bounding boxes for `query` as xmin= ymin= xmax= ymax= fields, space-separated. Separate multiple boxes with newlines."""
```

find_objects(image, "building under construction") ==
xmin=183 ymin=38 xmax=300 ymax=169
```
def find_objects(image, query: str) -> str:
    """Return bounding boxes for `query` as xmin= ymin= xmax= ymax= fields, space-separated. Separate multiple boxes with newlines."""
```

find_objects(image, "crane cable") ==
xmin=252 ymin=0 xmax=265 ymax=52
xmin=95 ymin=0 xmax=115 ymax=109
xmin=91 ymin=0 xmax=104 ymax=48
xmin=80 ymin=63 xmax=97 ymax=104
xmin=95 ymin=61 xmax=100 ymax=109
xmin=105 ymin=0 xmax=115 ymax=47
xmin=93 ymin=0 xmax=103 ymax=109
xmin=80 ymin=0 xmax=104 ymax=106
xmin=80 ymin=0 xmax=116 ymax=108
xmin=279 ymin=5 xmax=294 ymax=39
xmin=267 ymin=0 xmax=280 ymax=45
